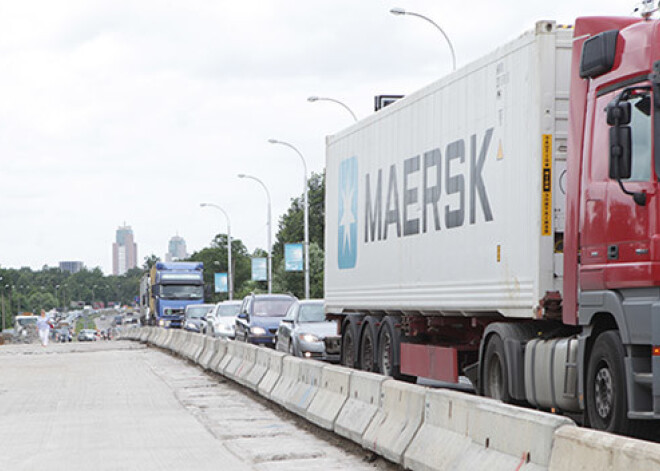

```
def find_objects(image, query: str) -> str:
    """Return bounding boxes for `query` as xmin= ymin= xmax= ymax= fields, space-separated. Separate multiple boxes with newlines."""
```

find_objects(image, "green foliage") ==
xmin=271 ymin=172 xmax=325 ymax=298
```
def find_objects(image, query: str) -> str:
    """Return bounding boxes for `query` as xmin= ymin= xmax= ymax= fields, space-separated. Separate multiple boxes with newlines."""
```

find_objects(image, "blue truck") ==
xmin=144 ymin=262 xmax=205 ymax=328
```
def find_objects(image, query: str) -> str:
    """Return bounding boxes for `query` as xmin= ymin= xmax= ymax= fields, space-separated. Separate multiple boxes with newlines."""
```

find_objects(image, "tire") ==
xmin=378 ymin=320 xmax=399 ymax=377
xmin=341 ymin=321 xmax=358 ymax=369
xmin=586 ymin=330 xmax=631 ymax=434
xmin=483 ymin=334 xmax=511 ymax=402
xmin=359 ymin=319 xmax=378 ymax=372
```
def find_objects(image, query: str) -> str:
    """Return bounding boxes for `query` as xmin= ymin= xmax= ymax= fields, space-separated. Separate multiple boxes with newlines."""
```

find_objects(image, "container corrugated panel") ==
xmin=325 ymin=21 xmax=572 ymax=319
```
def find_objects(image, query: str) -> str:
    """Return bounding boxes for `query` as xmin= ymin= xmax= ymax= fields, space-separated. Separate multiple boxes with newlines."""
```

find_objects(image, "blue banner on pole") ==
xmin=214 ymin=273 xmax=228 ymax=293
xmin=251 ymin=258 xmax=267 ymax=281
xmin=285 ymin=243 xmax=303 ymax=272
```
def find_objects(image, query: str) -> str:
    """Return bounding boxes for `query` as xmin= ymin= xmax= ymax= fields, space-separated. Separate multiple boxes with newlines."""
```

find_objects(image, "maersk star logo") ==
xmin=338 ymin=156 xmax=357 ymax=269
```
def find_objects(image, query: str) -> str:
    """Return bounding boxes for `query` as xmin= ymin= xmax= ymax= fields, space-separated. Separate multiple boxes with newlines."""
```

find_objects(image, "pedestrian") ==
xmin=36 ymin=310 xmax=51 ymax=347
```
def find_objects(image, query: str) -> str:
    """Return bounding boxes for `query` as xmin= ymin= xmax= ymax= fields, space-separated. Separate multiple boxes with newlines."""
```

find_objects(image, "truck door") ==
xmin=580 ymin=89 xmax=655 ymax=289
xmin=603 ymin=89 xmax=655 ymax=288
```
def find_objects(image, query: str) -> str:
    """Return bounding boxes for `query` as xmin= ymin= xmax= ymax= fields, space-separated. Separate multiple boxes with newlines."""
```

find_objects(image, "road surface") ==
xmin=0 ymin=341 xmax=396 ymax=470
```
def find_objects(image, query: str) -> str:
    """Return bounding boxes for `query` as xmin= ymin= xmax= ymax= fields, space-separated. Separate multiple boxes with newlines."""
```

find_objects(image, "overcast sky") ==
xmin=0 ymin=0 xmax=629 ymax=274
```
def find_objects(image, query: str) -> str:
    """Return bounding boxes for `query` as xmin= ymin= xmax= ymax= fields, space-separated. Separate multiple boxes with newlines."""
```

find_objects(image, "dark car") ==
xmin=275 ymin=300 xmax=339 ymax=362
xmin=235 ymin=294 xmax=296 ymax=346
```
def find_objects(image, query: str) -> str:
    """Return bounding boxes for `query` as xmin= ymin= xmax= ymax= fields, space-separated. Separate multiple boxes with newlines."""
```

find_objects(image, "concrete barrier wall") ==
xmin=404 ymin=389 xmax=573 ymax=471
xmin=257 ymin=349 xmax=287 ymax=398
xmin=139 ymin=327 xmax=150 ymax=343
xmin=269 ymin=356 xmax=303 ymax=407
xmin=190 ymin=333 xmax=206 ymax=362
xmin=162 ymin=329 xmax=174 ymax=350
xmin=548 ymin=425 xmax=660 ymax=471
xmin=217 ymin=341 xmax=237 ymax=374
xmin=362 ymin=379 xmax=425 ymax=464
xmin=244 ymin=348 xmax=274 ymax=391
xmin=284 ymin=359 xmax=324 ymax=416
xmin=198 ymin=338 xmax=218 ymax=370
xmin=209 ymin=339 xmax=228 ymax=372
xmin=334 ymin=370 xmax=386 ymax=443
xmin=305 ymin=364 xmax=350 ymax=431
xmin=233 ymin=344 xmax=259 ymax=386
xmin=224 ymin=341 xmax=248 ymax=380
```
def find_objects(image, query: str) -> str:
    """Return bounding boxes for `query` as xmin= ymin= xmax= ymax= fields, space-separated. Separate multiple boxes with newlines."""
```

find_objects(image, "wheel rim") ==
xmin=594 ymin=365 xmax=614 ymax=420
xmin=380 ymin=330 xmax=392 ymax=376
xmin=487 ymin=353 xmax=504 ymax=400
xmin=362 ymin=333 xmax=374 ymax=371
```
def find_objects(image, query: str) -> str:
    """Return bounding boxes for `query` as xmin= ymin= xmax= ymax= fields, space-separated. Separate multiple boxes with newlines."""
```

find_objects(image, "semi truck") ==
xmin=144 ymin=262 xmax=204 ymax=328
xmin=325 ymin=15 xmax=660 ymax=435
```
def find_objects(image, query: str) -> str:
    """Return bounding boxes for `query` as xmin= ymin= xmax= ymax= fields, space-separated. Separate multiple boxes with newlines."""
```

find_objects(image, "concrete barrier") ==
xmin=209 ymin=338 xmax=228 ymax=373
xmin=334 ymin=370 xmax=386 ymax=443
xmin=256 ymin=349 xmax=287 ymax=397
xmin=284 ymin=359 xmax=324 ymax=416
xmin=269 ymin=356 xmax=304 ymax=407
xmin=224 ymin=341 xmax=249 ymax=380
xmin=190 ymin=333 xmax=206 ymax=362
xmin=162 ymin=329 xmax=174 ymax=350
xmin=305 ymin=364 xmax=350 ymax=431
xmin=217 ymin=340 xmax=237 ymax=374
xmin=147 ymin=327 xmax=158 ymax=344
xmin=173 ymin=330 xmax=186 ymax=355
xmin=198 ymin=337 xmax=218 ymax=370
xmin=404 ymin=389 xmax=574 ymax=471
xmin=548 ymin=425 xmax=660 ymax=471
xmin=139 ymin=327 xmax=150 ymax=343
xmin=244 ymin=348 xmax=275 ymax=391
xmin=233 ymin=344 xmax=259 ymax=386
xmin=361 ymin=379 xmax=425 ymax=465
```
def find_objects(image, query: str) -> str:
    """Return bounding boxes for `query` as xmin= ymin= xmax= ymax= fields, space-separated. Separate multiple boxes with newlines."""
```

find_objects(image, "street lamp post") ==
xmin=238 ymin=174 xmax=272 ymax=294
xmin=55 ymin=285 xmax=60 ymax=310
xmin=201 ymin=203 xmax=234 ymax=300
xmin=268 ymin=139 xmax=310 ymax=299
xmin=307 ymin=96 xmax=358 ymax=122
xmin=390 ymin=7 xmax=457 ymax=72
xmin=92 ymin=285 xmax=98 ymax=306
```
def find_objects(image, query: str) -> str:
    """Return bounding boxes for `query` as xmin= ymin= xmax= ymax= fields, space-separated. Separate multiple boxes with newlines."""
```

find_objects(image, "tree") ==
xmin=271 ymin=171 xmax=325 ymax=298
xmin=143 ymin=254 xmax=160 ymax=270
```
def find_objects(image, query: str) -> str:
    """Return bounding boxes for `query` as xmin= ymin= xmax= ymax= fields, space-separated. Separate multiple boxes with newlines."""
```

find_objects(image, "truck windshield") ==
xmin=253 ymin=299 xmax=295 ymax=317
xmin=17 ymin=317 xmax=38 ymax=326
xmin=160 ymin=285 xmax=203 ymax=299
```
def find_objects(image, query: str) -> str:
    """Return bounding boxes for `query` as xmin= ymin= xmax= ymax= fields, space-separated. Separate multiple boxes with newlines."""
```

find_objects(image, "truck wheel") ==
xmin=483 ymin=334 xmax=511 ymax=402
xmin=378 ymin=321 xmax=399 ymax=377
xmin=360 ymin=319 xmax=378 ymax=372
xmin=341 ymin=321 xmax=358 ymax=369
xmin=586 ymin=330 xmax=631 ymax=434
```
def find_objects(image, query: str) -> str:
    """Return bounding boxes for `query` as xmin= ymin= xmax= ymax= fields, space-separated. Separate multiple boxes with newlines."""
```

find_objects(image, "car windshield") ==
xmin=217 ymin=304 xmax=240 ymax=317
xmin=298 ymin=303 xmax=325 ymax=323
xmin=253 ymin=298 xmax=295 ymax=317
xmin=160 ymin=285 xmax=204 ymax=299
xmin=17 ymin=317 xmax=38 ymax=326
xmin=186 ymin=306 xmax=210 ymax=318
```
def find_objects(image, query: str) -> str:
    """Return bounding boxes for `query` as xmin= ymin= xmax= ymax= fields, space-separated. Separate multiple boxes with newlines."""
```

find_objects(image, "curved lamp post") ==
xmin=390 ymin=7 xmax=456 ymax=72
xmin=200 ymin=203 xmax=233 ymax=300
xmin=238 ymin=174 xmax=272 ymax=294
xmin=307 ymin=96 xmax=358 ymax=122
xmin=268 ymin=139 xmax=310 ymax=299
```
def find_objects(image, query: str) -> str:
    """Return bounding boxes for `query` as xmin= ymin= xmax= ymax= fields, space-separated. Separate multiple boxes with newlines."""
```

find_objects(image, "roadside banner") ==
xmin=285 ymin=243 xmax=304 ymax=271
xmin=251 ymin=258 xmax=267 ymax=281
xmin=214 ymin=273 xmax=228 ymax=293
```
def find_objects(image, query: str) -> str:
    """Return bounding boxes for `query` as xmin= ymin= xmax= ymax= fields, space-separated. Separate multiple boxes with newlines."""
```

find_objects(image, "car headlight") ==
xmin=299 ymin=333 xmax=320 ymax=343
xmin=186 ymin=322 xmax=197 ymax=329
xmin=158 ymin=319 xmax=165 ymax=326
xmin=250 ymin=326 xmax=267 ymax=335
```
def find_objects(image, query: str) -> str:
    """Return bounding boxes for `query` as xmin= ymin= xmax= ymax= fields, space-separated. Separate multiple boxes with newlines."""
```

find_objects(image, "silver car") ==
xmin=275 ymin=300 xmax=339 ymax=362
xmin=206 ymin=301 xmax=241 ymax=338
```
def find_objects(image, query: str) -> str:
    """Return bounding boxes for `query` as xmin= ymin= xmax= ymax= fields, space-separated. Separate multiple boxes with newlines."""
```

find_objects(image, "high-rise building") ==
xmin=112 ymin=224 xmax=138 ymax=275
xmin=59 ymin=261 xmax=84 ymax=274
xmin=165 ymin=235 xmax=188 ymax=262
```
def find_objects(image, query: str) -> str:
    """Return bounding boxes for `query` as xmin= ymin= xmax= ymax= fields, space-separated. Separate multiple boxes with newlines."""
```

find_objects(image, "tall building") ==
xmin=165 ymin=234 xmax=188 ymax=262
xmin=59 ymin=261 xmax=84 ymax=274
xmin=112 ymin=224 xmax=138 ymax=275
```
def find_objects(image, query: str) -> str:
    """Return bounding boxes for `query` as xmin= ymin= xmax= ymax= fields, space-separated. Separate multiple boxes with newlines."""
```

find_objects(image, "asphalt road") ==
xmin=0 ymin=341 xmax=395 ymax=470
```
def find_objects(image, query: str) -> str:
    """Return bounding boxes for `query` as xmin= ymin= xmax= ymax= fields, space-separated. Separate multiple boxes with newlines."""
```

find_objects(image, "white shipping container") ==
xmin=325 ymin=22 xmax=573 ymax=319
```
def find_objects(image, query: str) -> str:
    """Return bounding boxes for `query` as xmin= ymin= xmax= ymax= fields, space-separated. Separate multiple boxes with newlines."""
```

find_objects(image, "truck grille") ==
xmin=324 ymin=336 xmax=341 ymax=354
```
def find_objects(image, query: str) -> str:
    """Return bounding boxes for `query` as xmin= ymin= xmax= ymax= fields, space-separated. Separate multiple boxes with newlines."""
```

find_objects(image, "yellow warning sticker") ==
xmin=542 ymin=135 xmax=552 ymax=236
xmin=497 ymin=140 xmax=504 ymax=160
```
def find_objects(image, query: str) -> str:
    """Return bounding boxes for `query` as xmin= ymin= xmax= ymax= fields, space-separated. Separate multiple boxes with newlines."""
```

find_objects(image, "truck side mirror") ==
xmin=606 ymin=101 xmax=631 ymax=126
xmin=609 ymin=126 xmax=632 ymax=179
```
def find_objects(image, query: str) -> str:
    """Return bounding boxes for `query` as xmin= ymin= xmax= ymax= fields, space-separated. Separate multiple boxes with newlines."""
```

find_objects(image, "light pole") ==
xmin=201 ymin=203 xmax=234 ymax=300
xmin=55 ymin=285 xmax=60 ymax=310
xmin=238 ymin=173 xmax=272 ymax=294
xmin=0 ymin=277 xmax=3 ymax=331
xmin=307 ymin=96 xmax=358 ymax=122
xmin=268 ymin=139 xmax=310 ymax=299
xmin=92 ymin=285 xmax=98 ymax=306
xmin=390 ymin=7 xmax=457 ymax=72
